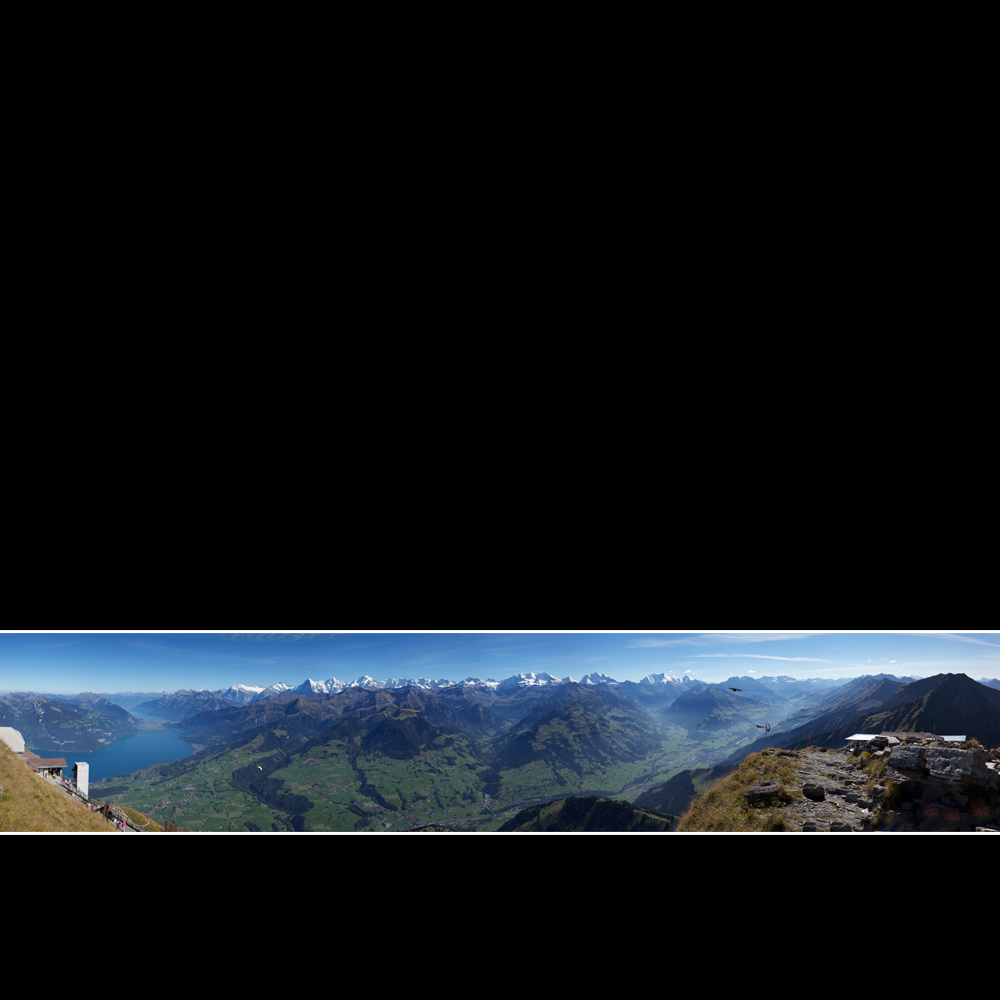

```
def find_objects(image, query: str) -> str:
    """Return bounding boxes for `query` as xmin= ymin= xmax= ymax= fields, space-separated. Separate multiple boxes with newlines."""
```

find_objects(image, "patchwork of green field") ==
xmin=272 ymin=725 xmax=492 ymax=831
xmin=91 ymin=721 xmax=498 ymax=832
xmin=496 ymin=741 xmax=684 ymax=806
xmin=91 ymin=772 xmax=286 ymax=831
xmin=87 ymin=706 xmax=749 ymax=833
xmin=491 ymin=705 xmax=697 ymax=806
xmin=90 ymin=736 xmax=296 ymax=831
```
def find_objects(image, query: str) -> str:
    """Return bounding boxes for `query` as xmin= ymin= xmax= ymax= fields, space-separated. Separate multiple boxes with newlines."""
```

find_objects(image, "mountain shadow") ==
xmin=231 ymin=758 xmax=313 ymax=830
xmin=632 ymin=764 xmax=733 ymax=817
xmin=498 ymin=796 xmax=677 ymax=832
xmin=360 ymin=713 xmax=443 ymax=761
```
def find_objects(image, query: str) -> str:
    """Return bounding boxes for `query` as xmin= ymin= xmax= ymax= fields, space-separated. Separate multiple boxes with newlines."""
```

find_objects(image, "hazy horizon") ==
xmin=1 ymin=631 xmax=999 ymax=697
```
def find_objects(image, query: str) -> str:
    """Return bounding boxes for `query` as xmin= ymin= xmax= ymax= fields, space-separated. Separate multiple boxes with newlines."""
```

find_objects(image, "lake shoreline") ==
xmin=30 ymin=725 xmax=198 ymax=784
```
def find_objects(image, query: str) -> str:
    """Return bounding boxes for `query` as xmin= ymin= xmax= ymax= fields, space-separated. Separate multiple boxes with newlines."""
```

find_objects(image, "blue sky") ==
xmin=1 ymin=631 xmax=999 ymax=695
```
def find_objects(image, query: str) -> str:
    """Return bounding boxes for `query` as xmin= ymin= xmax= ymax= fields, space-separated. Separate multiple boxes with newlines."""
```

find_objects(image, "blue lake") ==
xmin=31 ymin=729 xmax=196 ymax=784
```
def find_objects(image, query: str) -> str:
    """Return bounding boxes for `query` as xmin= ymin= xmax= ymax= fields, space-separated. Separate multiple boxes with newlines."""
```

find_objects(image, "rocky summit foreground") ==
xmin=745 ymin=738 xmax=1000 ymax=832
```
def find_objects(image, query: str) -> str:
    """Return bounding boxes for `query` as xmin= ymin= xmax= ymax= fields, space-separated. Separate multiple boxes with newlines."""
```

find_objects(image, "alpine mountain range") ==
xmin=119 ymin=670 xmax=843 ymax=709
xmin=104 ymin=668 xmax=1000 ymax=711
xmin=111 ymin=669 xmax=1000 ymax=748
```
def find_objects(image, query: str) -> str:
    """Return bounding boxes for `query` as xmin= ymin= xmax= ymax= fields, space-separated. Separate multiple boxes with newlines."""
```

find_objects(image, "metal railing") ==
xmin=51 ymin=773 xmax=147 ymax=831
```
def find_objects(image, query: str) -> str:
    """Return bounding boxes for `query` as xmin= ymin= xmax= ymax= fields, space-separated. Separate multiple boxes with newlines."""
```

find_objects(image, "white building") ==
xmin=0 ymin=727 xmax=25 ymax=754
xmin=74 ymin=761 xmax=90 ymax=798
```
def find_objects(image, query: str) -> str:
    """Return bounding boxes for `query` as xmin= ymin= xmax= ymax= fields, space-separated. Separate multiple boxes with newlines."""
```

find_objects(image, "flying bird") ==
xmin=729 ymin=688 xmax=742 ymax=692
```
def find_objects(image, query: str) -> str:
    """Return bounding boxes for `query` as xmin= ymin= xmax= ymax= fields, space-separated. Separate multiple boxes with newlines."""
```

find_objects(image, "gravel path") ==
xmin=765 ymin=747 xmax=878 ymax=832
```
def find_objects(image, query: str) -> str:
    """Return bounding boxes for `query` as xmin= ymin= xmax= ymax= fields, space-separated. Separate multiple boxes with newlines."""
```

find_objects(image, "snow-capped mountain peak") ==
xmin=381 ymin=677 xmax=452 ymax=690
xmin=457 ymin=677 xmax=500 ymax=691
xmin=639 ymin=673 xmax=689 ymax=687
xmin=495 ymin=672 xmax=564 ymax=693
xmin=348 ymin=675 xmax=384 ymax=690
xmin=259 ymin=681 xmax=292 ymax=698
xmin=216 ymin=683 xmax=268 ymax=705
xmin=579 ymin=672 xmax=619 ymax=686
xmin=293 ymin=678 xmax=337 ymax=696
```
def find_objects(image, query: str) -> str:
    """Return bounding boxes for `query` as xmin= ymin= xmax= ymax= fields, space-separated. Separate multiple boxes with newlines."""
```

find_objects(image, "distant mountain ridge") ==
xmin=131 ymin=669 xmax=765 ymax=708
xmin=134 ymin=670 xmax=999 ymax=760
xmin=78 ymin=671 xmax=1000 ymax=752
xmin=95 ymin=671 xmax=1000 ymax=761
xmin=231 ymin=670 xmax=712 ymax=701
xmin=0 ymin=691 xmax=141 ymax=752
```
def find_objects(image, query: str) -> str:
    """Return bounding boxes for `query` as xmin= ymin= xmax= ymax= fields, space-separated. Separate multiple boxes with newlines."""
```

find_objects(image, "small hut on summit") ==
xmin=880 ymin=732 xmax=967 ymax=743
xmin=845 ymin=731 xmax=967 ymax=749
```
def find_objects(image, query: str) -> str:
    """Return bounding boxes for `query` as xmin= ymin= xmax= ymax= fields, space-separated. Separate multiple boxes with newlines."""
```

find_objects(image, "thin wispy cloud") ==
xmin=693 ymin=654 xmax=835 ymax=663
xmin=123 ymin=639 xmax=279 ymax=666
xmin=859 ymin=658 xmax=994 ymax=671
xmin=626 ymin=638 xmax=707 ymax=648
xmin=222 ymin=633 xmax=342 ymax=644
xmin=698 ymin=632 xmax=832 ymax=643
xmin=931 ymin=633 xmax=1000 ymax=649
xmin=628 ymin=632 xmax=838 ymax=649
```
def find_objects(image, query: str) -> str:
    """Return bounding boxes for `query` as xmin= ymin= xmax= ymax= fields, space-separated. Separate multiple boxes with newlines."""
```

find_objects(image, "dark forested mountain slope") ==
xmin=491 ymin=683 xmax=669 ymax=774
xmin=498 ymin=796 xmax=677 ymax=832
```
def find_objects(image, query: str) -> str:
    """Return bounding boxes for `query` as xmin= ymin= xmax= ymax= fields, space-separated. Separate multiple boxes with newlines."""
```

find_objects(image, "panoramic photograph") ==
xmin=1 ymin=630 xmax=998 ymax=834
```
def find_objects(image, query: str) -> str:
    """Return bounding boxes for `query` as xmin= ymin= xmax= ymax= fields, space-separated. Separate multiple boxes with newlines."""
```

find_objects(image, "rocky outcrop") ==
xmin=745 ymin=780 xmax=785 ymax=807
xmin=887 ymin=745 xmax=924 ymax=771
xmin=844 ymin=736 xmax=1000 ymax=832
xmin=926 ymin=747 xmax=993 ymax=784
xmin=743 ymin=737 xmax=1000 ymax=832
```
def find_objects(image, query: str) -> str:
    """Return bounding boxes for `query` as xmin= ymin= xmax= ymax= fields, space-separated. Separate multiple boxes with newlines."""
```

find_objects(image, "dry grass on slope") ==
xmin=0 ymin=743 xmax=117 ymax=833
xmin=676 ymin=750 xmax=802 ymax=833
